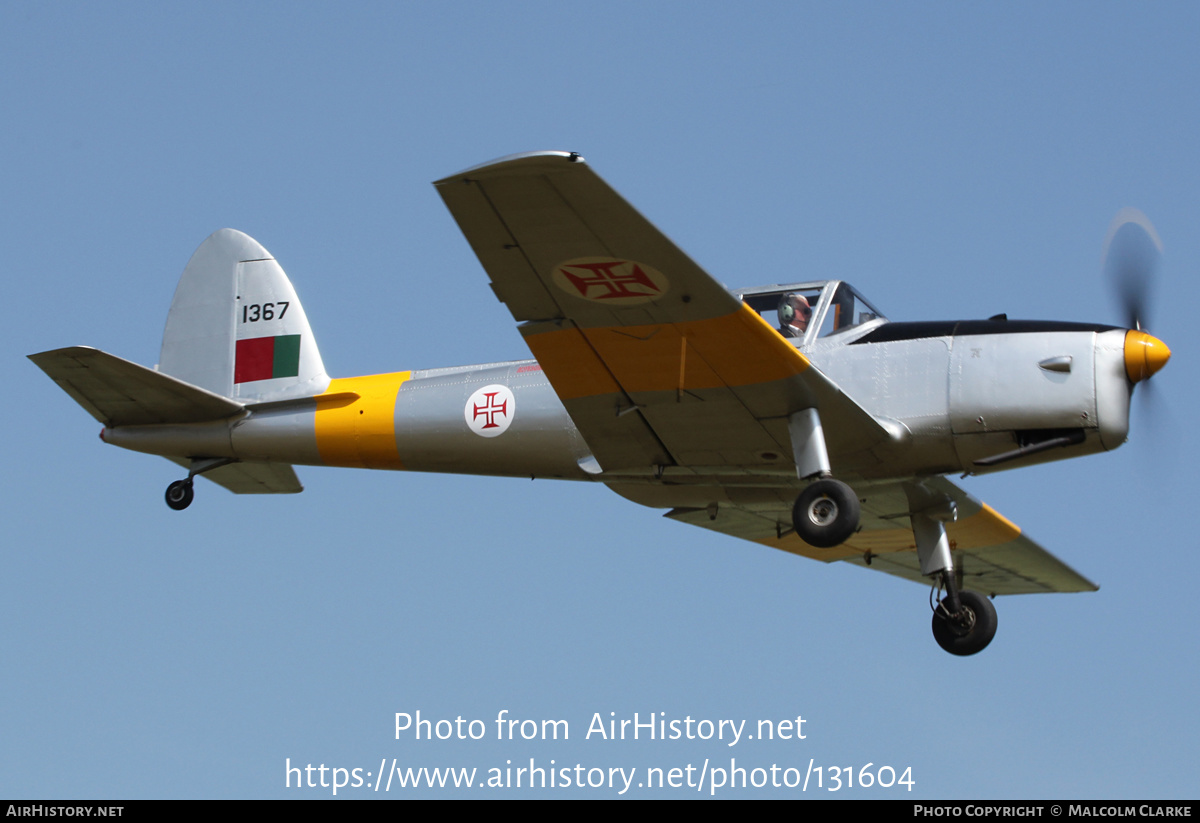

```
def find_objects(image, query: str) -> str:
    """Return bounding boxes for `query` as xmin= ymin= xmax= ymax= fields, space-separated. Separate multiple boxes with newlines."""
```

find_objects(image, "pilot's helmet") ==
xmin=778 ymin=293 xmax=812 ymax=333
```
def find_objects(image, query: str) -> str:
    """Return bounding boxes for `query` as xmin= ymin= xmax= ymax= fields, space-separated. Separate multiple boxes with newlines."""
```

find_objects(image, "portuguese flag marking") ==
xmin=235 ymin=334 xmax=301 ymax=384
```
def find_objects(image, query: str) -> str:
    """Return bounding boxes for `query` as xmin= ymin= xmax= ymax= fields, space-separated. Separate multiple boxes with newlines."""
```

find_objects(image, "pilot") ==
xmin=777 ymin=293 xmax=812 ymax=338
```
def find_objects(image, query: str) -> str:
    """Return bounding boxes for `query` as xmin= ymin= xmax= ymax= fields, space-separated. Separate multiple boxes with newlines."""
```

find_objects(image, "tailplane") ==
xmin=159 ymin=229 xmax=330 ymax=402
xmin=28 ymin=346 xmax=243 ymax=426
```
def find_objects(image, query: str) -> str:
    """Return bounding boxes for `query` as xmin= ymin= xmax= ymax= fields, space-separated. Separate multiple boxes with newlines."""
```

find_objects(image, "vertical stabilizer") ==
xmin=159 ymin=229 xmax=330 ymax=402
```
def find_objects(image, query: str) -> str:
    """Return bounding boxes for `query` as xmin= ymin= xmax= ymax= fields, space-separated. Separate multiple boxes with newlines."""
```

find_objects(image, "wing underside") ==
xmin=659 ymin=477 xmax=1096 ymax=595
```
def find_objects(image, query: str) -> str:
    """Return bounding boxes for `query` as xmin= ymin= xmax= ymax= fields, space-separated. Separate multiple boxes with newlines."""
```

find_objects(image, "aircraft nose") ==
xmin=1124 ymin=330 xmax=1171 ymax=382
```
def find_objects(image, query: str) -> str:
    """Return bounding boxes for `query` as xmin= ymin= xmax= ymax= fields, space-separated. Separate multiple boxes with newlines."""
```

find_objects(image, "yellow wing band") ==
xmin=525 ymin=303 xmax=810 ymax=401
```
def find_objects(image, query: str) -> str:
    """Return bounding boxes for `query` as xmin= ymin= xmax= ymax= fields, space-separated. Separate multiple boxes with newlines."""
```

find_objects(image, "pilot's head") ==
xmin=778 ymin=293 xmax=812 ymax=338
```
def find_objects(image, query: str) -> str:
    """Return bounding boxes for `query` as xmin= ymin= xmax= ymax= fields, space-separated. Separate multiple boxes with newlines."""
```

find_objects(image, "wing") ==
xmin=659 ymin=476 xmax=1096 ymax=595
xmin=434 ymin=151 xmax=894 ymax=476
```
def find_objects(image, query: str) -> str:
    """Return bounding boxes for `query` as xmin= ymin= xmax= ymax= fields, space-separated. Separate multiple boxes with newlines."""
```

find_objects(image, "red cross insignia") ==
xmin=465 ymin=384 xmax=516 ymax=438
xmin=551 ymin=257 xmax=669 ymax=305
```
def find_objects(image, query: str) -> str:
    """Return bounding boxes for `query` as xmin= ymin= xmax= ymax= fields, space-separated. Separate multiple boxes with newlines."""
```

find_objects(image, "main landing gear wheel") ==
xmin=165 ymin=479 xmax=194 ymax=511
xmin=932 ymin=590 xmax=997 ymax=656
xmin=792 ymin=478 xmax=860 ymax=548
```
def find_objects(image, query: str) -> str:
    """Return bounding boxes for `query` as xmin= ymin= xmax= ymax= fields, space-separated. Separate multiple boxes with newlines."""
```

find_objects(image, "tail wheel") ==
xmin=932 ymin=590 xmax=997 ymax=656
xmin=165 ymin=479 xmax=194 ymax=511
xmin=791 ymin=478 xmax=860 ymax=548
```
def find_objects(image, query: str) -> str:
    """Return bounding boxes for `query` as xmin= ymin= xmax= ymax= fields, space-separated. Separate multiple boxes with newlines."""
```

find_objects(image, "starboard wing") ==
xmin=661 ymin=476 xmax=1097 ymax=595
xmin=435 ymin=151 xmax=892 ymax=476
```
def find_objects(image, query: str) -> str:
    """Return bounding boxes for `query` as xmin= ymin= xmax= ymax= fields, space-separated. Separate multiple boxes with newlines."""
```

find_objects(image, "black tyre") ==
xmin=791 ymin=478 xmax=860 ymax=548
xmin=932 ymin=590 xmax=998 ymax=656
xmin=165 ymin=479 xmax=194 ymax=511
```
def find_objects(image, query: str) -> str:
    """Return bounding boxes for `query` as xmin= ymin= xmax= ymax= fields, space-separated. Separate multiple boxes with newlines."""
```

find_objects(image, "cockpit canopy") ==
xmin=735 ymin=281 xmax=886 ymax=345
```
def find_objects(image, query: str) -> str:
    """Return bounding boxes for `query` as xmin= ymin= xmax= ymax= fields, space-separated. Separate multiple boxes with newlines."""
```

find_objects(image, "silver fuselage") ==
xmin=104 ymin=320 xmax=1132 ymax=490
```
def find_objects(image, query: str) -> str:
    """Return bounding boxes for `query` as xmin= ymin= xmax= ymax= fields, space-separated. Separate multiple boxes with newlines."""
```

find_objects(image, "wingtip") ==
xmin=433 ymin=150 xmax=586 ymax=186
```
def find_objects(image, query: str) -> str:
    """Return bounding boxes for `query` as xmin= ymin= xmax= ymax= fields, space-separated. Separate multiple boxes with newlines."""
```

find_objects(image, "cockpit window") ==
xmin=737 ymin=281 xmax=885 ymax=344
xmin=815 ymin=282 xmax=884 ymax=338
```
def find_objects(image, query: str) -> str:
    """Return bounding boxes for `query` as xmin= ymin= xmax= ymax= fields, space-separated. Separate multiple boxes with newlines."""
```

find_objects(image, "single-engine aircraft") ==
xmin=30 ymin=151 xmax=1171 ymax=656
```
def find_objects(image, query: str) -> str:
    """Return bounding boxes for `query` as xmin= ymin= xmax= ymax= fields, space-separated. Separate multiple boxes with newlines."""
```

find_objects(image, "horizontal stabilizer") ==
xmin=167 ymin=458 xmax=302 ymax=494
xmin=28 ymin=346 xmax=243 ymax=427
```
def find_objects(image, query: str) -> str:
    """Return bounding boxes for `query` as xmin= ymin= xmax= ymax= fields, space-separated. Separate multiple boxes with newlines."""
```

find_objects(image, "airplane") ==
xmin=29 ymin=151 xmax=1171 ymax=656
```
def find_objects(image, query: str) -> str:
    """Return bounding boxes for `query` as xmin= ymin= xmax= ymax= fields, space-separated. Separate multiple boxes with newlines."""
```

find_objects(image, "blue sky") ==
xmin=3 ymin=2 xmax=1197 ymax=798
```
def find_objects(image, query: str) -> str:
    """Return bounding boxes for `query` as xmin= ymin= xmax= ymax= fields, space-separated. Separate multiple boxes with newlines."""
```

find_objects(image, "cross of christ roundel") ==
xmin=551 ymin=257 xmax=669 ymax=306
xmin=465 ymin=384 xmax=516 ymax=438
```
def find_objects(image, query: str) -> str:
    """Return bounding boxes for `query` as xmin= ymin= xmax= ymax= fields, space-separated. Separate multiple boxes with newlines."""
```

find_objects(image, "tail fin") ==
xmin=159 ymin=229 xmax=330 ymax=402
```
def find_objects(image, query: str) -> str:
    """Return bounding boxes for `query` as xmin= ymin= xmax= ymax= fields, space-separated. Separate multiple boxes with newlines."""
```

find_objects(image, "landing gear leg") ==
xmin=787 ymin=408 xmax=861 ymax=548
xmin=906 ymin=487 xmax=998 ymax=655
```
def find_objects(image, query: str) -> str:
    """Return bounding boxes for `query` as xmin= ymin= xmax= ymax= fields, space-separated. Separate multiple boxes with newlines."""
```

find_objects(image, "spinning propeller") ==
xmin=1102 ymin=208 xmax=1171 ymax=386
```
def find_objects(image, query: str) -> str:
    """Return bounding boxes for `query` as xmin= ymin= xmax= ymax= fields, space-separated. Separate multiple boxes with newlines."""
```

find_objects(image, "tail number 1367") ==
xmin=241 ymin=302 xmax=289 ymax=323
